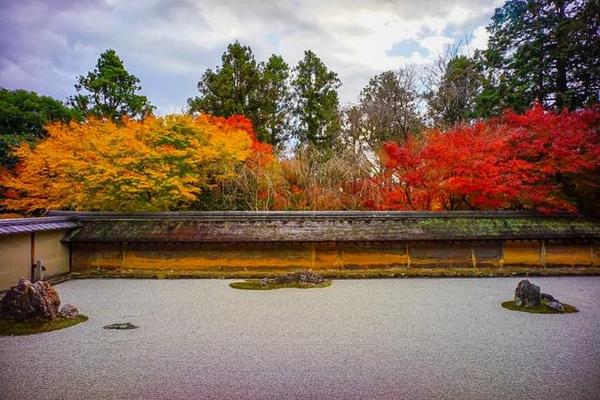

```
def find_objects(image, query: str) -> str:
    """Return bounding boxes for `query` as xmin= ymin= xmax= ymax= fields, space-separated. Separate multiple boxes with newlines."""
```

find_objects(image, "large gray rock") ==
xmin=514 ymin=280 xmax=541 ymax=307
xmin=0 ymin=278 xmax=61 ymax=320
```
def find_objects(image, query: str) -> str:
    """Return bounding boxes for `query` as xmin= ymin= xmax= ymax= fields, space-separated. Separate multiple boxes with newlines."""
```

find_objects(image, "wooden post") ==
xmin=30 ymin=232 xmax=35 ymax=281
xmin=540 ymin=240 xmax=547 ymax=267
xmin=120 ymin=242 xmax=126 ymax=269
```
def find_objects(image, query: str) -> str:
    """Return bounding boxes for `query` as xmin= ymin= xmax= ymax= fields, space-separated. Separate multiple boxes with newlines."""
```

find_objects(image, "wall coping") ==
xmin=41 ymin=211 xmax=600 ymax=243
xmin=48 ymin=210 xmax=590 ymax=220
xmin=0 ymin=216 xmax=80 ymax=236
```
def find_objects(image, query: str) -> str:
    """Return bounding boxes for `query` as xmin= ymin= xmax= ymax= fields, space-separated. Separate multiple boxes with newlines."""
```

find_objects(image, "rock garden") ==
xmin=502 ymin=279 xmax=578 ymax=314
xmin=0 ymin=278 xmax=87 ymax=336
xmin=230 ymin=270 xmax=332 ymax=290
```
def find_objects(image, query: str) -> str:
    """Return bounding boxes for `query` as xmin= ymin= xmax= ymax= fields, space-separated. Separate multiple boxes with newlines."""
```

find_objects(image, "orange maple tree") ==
xmin=1 ymin=114 xmax=267 ymax=212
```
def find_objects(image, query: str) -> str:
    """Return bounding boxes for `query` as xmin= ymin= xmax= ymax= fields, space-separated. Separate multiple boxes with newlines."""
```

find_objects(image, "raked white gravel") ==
xmin=1 ymin=277 xmax=599 ymax=399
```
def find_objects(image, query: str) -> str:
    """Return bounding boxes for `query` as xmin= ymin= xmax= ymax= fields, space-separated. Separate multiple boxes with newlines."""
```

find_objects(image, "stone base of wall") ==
xmin=71 ymin=240 xmax=598 ymax=272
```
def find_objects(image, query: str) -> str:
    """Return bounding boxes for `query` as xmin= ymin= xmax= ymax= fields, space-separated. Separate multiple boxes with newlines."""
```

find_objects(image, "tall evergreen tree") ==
xmin=188 ymin=42 xmax=290 ymax=147
xmin=480 ymin=0 xmax=600 ymax=114
xmin=188 ymin=42 xmax=261 ymax=121
xmin=70 ymin=49 xmax=154 ymax=121
xmin=259 ymin=55 xmax=291 ymax=148
xmin=291 ymin=50 xmax=341 ymax=149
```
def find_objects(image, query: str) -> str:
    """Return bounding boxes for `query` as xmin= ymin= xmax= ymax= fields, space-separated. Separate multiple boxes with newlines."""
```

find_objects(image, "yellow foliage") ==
xmin=1 ymin=115 xmax=253 ymax=212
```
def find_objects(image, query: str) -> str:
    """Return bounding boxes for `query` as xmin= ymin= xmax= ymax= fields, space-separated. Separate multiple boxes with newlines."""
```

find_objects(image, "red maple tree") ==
xmin=370 ymin=104 xmax=600 ymax=213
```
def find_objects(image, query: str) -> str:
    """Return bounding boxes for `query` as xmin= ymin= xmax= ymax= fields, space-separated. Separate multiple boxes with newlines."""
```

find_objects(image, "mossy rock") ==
xmin=0 ymin=315 xmax=88 ymax=336
xmin=501 ymin=301 xmax=578 ymax=314
xmin=230 ymin=280 xmax=332 ymax=290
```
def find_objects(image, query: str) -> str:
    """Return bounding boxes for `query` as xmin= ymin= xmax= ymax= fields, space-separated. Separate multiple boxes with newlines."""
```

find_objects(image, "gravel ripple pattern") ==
xmin=1 ymin=277 xmax=599 ymax=399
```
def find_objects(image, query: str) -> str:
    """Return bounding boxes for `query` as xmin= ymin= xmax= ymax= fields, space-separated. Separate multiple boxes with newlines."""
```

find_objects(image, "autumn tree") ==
xmin=371 ymin=104 xmax=600 ymax=213
xmin=188 ymin=42 xmax=291 ymax=148
xmin=480 ymin=0 xmax=600 ymax=113
xmin=0 ymin=89 xmax=80 ymax=169
xmin=1 ymin=115 xmax=265 ymax=213
xmin=291 ymin=50 xmax=341 ymax=150
xmin=70 ymin=49 xmax=154 ymax=121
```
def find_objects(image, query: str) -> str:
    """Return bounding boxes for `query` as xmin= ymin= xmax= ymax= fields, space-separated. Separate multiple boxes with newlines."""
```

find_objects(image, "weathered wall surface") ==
xmin=0 ymin=231 xmax=70 ymax=291
xmin=34 ymin=230 xmax=70 ymax=277
xmin=0 ymin=233 xmax=31 ymax=291
xmin=545 ymin=242 xmax=593 ymax=266
xmin=71 ymin=242 xmax=405 ymax=271
xmin=3 ymin=213 xmax=598 ymax=287
xmin=70 ymin=240 xmax=597 ymax=271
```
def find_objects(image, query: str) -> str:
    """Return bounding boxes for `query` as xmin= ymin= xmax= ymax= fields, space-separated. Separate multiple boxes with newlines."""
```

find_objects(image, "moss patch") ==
xmin=230 ymin=280 xmax=332 ymax=290
xmin=501 ymin=301 xmax=578 ymax=314
xmin=0 ymin=315 xmax=88 ymax=336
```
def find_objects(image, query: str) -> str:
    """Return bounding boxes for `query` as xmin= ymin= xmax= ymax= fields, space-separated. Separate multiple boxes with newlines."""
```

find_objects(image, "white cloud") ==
xmin=0 ymin=0 xmax=501 ymax=112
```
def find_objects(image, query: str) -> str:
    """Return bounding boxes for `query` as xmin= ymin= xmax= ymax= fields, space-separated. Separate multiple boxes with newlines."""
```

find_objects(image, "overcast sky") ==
xmin=0 ymin=0 xmax=503 ymax=114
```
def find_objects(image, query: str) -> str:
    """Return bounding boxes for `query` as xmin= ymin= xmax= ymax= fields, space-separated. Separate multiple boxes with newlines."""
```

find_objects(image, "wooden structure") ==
xmin=46 ymin=211 xmax=600 ymax=272
xmin=2 ymin=211 xmax=598 ymax=290
xmin=0 ymin=217 xmax=80 ymax=290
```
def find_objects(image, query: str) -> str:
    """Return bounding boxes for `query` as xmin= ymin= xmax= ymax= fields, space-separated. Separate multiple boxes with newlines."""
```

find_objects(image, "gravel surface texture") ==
xmin=1 ymin=277 xmax=599 ymax=399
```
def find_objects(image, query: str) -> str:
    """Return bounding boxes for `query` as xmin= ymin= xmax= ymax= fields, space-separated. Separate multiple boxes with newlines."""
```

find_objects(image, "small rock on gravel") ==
xmin=541 ymin=293 xmax=557 ymax=303
xmin=547 ymin=301 xmax=565 ymax=313
xmin=103 ymin=322 xmax=138 ymax=330
xmin=59 ymin=304 xmax=80 ymax=319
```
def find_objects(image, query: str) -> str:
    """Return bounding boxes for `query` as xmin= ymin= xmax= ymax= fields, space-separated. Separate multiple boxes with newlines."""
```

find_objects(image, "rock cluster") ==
xmin=259 ymin=270 xmax=326 ymax=287
xmin=0 ymin=278 xmax=61 ymax=320
xmin=514 ymin=279 xmax=566 ymax=312
xmin=272 ymin=270 xmax=325 ymax=285
xmin=59 ymin=304 xmax=80 ymax=319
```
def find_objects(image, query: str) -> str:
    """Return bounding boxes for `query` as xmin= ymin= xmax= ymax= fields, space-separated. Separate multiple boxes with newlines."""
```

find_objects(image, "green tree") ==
xmin=189 ymin=42 xmax=261 ymax=121
xmin=259 ymin=55 xmax=291 ymax=148
xmin=480 ymin=0 xmax=600 ymax=114
xmin=188 ymin=42 xmax=290 ymax=148
xmin=291 ymin=50 xmax=341 ymax=149
xmin=70 ymin=49 xmax=154 ymax=121
xmin=0 ymin=88 xmax=79 ymax=169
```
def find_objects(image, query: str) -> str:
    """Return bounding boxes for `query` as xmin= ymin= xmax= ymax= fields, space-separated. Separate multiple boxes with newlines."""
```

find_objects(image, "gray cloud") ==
xmin=0 ymin=0 xmax=502 ymax=113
